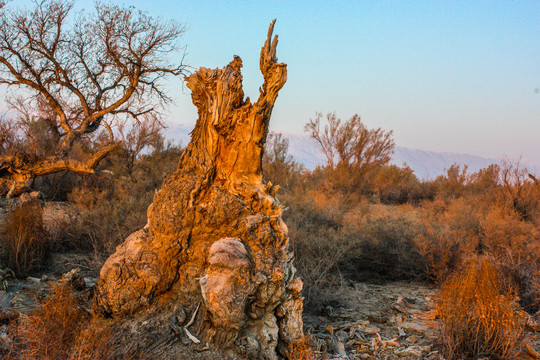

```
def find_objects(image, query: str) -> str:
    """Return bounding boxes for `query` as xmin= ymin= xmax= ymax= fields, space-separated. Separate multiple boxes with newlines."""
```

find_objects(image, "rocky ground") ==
xmin=304 ymin=281 xmax=540 ymax=359
xmin=0 ymin=201 xmax=539 ymax=359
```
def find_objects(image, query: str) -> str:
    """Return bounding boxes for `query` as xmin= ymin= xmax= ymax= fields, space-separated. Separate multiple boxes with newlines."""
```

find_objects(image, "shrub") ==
xmin=415 ymin=194 xmax=540 ymax=312
xmin=0 ymin=200 xmax=47 ymax=276
xmin=9 ymin=283 xmax=87 ymax=359
xmin=350 ymin=205 xmax=426 ymax=280
xmin=283 ymin=190 xmax=352 ymax=307
xmin=287 ymin=335 xmax=317 ymax=360
xmin=70 ymin=318 xmax=114 ymax=360
xmin=436 ymin=257 xmax=524 ymax=360
xmin=5 ymin=282 xmax=114 ymax=360
xmin=365 ymin=164 xmax=426 ymax=204
xmin=263 ymin=132 xmax=303 ymax=193
xmin=283 ymin=190 xmax=426 ymax=307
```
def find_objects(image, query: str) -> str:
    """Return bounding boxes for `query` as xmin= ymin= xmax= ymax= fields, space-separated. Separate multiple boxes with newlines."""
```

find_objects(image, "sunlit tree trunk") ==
xmin=95 ymin=21 xmax=303 ymax=359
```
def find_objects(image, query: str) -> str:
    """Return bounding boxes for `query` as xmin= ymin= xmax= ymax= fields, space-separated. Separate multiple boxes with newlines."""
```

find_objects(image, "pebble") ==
xmin=405 ymin=335 xmax=418 ymax=344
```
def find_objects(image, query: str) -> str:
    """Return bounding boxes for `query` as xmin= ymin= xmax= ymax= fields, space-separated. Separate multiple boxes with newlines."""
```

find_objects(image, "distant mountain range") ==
xmin=164 ymin=122 xmax=538 ymax=180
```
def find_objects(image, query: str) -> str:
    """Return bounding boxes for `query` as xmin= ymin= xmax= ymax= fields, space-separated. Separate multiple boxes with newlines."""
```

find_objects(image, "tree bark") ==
xmin=94 ymin=20 xmax=303 ymax=359
xmin=0 ymin=142 xmax=120 ymax=198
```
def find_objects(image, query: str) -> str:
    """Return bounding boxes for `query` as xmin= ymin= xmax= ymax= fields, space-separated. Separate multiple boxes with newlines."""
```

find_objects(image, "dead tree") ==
xmin=0 ymin=0 xmax=186 ymax=197
xmin=95 ymin=21 xmax=303 ymax=359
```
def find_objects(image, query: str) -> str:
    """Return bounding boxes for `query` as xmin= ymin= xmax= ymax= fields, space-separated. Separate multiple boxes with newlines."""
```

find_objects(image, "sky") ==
xmin=2 ymin=1 xmax=540 ymax=167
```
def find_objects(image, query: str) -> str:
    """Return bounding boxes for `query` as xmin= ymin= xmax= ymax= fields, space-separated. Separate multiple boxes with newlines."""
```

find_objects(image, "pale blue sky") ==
xmin=3 ymin=1 xmax=540 ymax=167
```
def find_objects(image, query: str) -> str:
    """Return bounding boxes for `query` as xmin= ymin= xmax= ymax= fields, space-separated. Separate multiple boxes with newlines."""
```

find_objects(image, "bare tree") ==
xmin=0 ymin=0 xmax=186 ymax=197
xmin=263 ymin=131 xmax=302 ymax=190
xmin=500 ymin=158 xmax=539 ymax=220
xmin=305 ymin=113 xmax=394 ymax=170
xmin=305 ymin=112 xmax=394 ymax=195
xmin=117 ymin=115 xmax=164 ymax=176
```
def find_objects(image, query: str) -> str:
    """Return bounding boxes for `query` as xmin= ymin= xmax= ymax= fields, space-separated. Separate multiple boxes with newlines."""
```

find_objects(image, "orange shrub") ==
xmin=436 ymin=257 xmax=524 ymax=360
xmin=287 ymin=335 xmax=317 ymax=360
xmin=11 ymin=283 xmax=87 ymax=359
xmin=415 ymin=194 xmax=540 ymax=312
xmin=5 ymin=282 xmax=115 ymax=360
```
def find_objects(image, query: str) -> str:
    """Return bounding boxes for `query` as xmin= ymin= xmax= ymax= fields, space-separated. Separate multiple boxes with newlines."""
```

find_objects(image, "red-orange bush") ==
xmin=287 ymin=335 xmax=317 ymax=360
xmin=5 ymin=283 xmax=114 ymax=360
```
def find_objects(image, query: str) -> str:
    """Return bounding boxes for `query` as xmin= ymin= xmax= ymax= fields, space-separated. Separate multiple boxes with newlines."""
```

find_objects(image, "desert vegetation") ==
xmin=0 ymin=107 xmax=538 ymax=359
xmin=0 ymin=1 xmax=538 ymax=360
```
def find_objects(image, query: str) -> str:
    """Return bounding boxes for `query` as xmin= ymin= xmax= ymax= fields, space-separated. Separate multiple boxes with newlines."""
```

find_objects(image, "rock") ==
xmin=525 ymin=313 xmax=540 ymax=332
xmin=26 ymin=277 xmax=41 ymax=285
xmin=395 ymin=346 xmax=423 ymax=357
xmin=83 ymin=277 xmax=98 ymax=288
xmin=400 ymin=321 xmax=428 ymax=334
xmin=173 ymin=304 xmax=187 ymax=326
xmin=405 ymin=335 xmax=418 ymax=344
xmin=62 ymin=268 xmax=85 ymax=290
xmin=364 ymin=325 xmax=381 ymax=335
xmin=0 ymin=268 xmax=14 ymax=291
xmin=94 ymin=21 xmax=302 ymax=360
xmin=335 ymin=340 xmax=347 ymax=356
xmin=367 ymin=314 xmax=387 ymax=324
xmin=0 ymin=292 xmax=11 ymax=310
xmin=18 ymin=191 xmax=40 ymax=203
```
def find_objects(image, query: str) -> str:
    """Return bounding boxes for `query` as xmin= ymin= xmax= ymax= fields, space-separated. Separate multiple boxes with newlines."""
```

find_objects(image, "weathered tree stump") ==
xmin=95 ymin=21 xmax=303 ymax=359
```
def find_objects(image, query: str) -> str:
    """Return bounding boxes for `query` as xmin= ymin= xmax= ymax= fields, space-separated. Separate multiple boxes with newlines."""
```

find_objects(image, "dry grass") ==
xmin=0 ymin=200 xmax=47 ymax=276
xmin=8 ymin=283 xmax=87 ymax=359
xmin=287 ymin=335 xmax=317 ymax=360
xmin=4 ymin=282 xmax=115 ymax=360
xmin=436 ymin=256 xmax=524 ymax=360
xmin=70 ymin=318 xmax=114 ymax=360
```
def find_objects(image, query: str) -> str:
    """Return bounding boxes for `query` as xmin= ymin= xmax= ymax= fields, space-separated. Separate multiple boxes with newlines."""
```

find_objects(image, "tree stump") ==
xmin=94 ymin=21 xmax=303 ymax=359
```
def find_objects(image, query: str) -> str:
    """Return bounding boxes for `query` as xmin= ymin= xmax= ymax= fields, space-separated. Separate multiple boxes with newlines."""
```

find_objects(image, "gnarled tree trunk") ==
xmin=0 ymin=143 xmax=120 ymax=198
xmin=94 ymin=21 xmax=303 ymax=359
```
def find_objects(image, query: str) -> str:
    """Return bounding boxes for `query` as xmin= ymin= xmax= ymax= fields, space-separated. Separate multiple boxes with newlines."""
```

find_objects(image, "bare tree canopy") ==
xmin=304 ymin=112 xmax=394 ymax=198
xmin=305 ymin=112 xmax=394 ymax=171
xmin=0 ymin=0 xmax=186 ymax=197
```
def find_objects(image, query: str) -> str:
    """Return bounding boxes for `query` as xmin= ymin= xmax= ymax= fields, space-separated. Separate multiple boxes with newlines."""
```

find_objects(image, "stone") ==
xmin=62 ymin=268 xmax=85 ymax=290
xmin=405 ymin=335 xmax=418 ymax=344
xmin=395 ymin=346 xmax=423 ymax=357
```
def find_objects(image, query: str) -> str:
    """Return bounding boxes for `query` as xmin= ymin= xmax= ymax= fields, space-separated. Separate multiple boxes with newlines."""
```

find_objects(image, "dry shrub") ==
xmin=58 ymin=145 xmax=181 ymax=271
xmin=366 ymin=164 xmax=428 ymax=204
xmin=10 ymin=283 xmax=87 ymax=359
xmin=347 ymin=203 xmax=425 ymax=280
xmin=284 ymin=190 xmax=352 ymax=307
xmin=71 ymin=318 xmax=114 ymax=360
xmin=436 ymin=257 xmax=524 ymax=360
xmin=62 ymin=178 xmax=153 ymax=271
xmin=416 ymin=194 xmax=540 ymax=312
xmin=287 ymin=335 xmax=317 ymax=360
xmin=283 ymin=189 xmax=426 ymax=308
xmin=6 ymin=282 xmax=114 ymax=360
xmin=414 ymin=197 xmax=482 ymax=281
xmin=1 ymin=200 xmax=47 ymax=276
